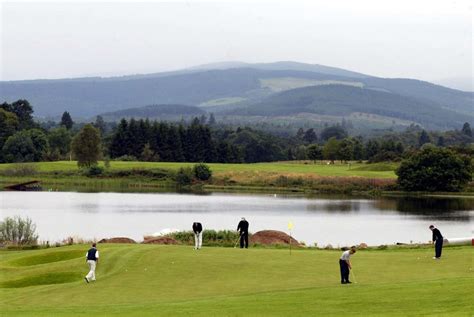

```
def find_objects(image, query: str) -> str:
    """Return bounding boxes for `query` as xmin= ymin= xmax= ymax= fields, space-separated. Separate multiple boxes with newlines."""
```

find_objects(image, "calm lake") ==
xmin=1 ymin=191 xmax=472 ymax=246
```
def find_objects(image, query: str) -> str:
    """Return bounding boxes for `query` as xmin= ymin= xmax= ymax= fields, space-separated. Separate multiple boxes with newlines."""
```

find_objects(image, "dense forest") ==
xmin=0 ymin=99 xmax=473 ymax=164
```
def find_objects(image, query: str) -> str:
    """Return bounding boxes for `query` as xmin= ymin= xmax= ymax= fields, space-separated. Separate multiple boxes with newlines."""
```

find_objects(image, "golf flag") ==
xmin=288 ymin=221 xmax=294 ymax=231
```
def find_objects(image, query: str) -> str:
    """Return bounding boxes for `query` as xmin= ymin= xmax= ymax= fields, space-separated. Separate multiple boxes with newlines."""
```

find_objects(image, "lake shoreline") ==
xmin=0 ymin=160 xmax=472 ymax=196
xmin=1 ymin=176 xmax=473 ymax=197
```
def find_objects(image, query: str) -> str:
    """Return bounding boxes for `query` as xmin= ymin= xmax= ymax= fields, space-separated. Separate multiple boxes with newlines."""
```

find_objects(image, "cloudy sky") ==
xmin=1 ymin=0 xmax=472 ymax=87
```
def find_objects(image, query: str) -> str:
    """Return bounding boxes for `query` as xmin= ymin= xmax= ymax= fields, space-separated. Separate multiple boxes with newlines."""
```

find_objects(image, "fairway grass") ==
xmin=0 ymin=161 xmax=397 ymax=178
xmin=1 ymin=245 xmax=472 ymax=316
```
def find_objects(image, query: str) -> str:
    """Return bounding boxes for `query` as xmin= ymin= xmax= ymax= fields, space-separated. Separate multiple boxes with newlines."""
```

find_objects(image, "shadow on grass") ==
xmin=0 ymin=272 xmax=83 ymax=288
xmin=7 ymin=250 xmax=85 ymax=267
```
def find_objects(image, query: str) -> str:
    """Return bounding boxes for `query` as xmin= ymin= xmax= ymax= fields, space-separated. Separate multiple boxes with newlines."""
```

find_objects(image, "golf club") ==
xmin=233 ymin=233 xmax=242 ymax=248
xmin=351 ymin=268 xmax=358 ymax=284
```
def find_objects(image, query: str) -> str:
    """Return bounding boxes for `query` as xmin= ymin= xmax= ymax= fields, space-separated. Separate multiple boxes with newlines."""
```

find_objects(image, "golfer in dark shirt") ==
xmin=192 ymin=222 xmax=203 ymax=250
xmin=237 ymin=217 xmax=249 ymax=248
xmin=429 ymin=225 xmax=443 ymax=259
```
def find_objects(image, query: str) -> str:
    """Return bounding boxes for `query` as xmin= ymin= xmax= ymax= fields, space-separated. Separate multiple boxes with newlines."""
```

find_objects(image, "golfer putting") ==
xmin=84 ymin=243 xmax=99 ymax=283
xmin=192 ymin=222 xmax=203 ymax=250
xmin=237 ymin=217 xmax=249 ymax=248
xmin=339 ymin=246 xmax=356 ymax=284
xmin=429 ymin=225 xmax=443 ymax=259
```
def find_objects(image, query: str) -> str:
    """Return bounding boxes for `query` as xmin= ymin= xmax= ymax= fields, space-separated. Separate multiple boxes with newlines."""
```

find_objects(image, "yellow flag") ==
xmin=288 ymin=221 xmax=294 ymax=231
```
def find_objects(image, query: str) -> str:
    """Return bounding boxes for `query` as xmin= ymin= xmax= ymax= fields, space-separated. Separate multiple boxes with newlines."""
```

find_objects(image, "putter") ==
xmin=233 ymin=233 xmax=242 ymax=248
xmin=351 ymin=269 xmax=358 ymax=284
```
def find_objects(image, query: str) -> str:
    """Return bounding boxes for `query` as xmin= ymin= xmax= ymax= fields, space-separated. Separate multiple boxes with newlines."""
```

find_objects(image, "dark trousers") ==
xmin=339 ymin=260 xmax=350 ymax=283
xmin=240 ymin=232 xmax=248 ymax=248
xmin=435 ymin=239 xmax=443 ymax=258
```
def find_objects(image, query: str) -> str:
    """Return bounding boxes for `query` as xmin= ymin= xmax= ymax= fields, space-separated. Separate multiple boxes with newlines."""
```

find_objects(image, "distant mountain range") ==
xmin=1 ymin=61 xmax=472 ymax=130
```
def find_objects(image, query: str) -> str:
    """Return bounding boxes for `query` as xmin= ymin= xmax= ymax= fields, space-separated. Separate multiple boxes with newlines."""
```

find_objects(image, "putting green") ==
xmin=1 ymin=244 xmax=472 ymax=316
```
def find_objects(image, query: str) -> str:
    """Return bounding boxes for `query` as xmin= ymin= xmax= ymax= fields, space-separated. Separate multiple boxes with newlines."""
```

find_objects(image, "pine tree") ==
xmin=94 ymin=115 xmax=106 ymax=135
xmin=208 ymin=113 xmax=216 ymax=126
xmin=60 ymin=111 xmax=74 ymax=130
xmin=303 ymin=128 xmax=317 ymax=144
xmin=418 ymin=130 xmax=431 ymax=147
xmin=109 ymin=119 xmax=129 ymax=158
xmin=461 ymin=122 xmax=472 ymax=137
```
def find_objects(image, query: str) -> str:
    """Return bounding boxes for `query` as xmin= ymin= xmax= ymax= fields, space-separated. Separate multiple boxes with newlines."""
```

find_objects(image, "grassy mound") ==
xmin=7 ymin=250 xmax=85 ymax=267
xmin=0 ymin=244 xmax=472 ymax=316
xmin=1 ymin=272 xmax=82 ymax=288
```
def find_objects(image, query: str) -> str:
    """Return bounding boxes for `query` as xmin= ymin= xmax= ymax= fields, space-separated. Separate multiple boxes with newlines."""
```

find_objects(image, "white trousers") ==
xmin=86 ymin=260 xmax=97 ymax=281
xmin=194 ymin=232 xmax=202 ymax=249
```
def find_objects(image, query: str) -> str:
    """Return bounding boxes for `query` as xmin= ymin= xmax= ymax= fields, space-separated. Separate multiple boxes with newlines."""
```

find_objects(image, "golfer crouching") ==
xmin=84 ymin=243 xmax=99 ymax=283
xmin=339 ymin=246 xmax=356 ymax=284
xmin=193 ymin=222 xmax=203 ymax=250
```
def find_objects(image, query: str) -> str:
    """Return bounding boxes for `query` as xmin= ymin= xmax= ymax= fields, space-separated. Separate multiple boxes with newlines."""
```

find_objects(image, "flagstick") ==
xmin=289 ymin=230 xmax=292 ymax=255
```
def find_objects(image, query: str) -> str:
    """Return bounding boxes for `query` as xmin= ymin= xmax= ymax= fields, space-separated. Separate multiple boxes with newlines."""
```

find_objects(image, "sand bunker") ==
xmin=142 ymin=237 xmax=179 ymax=245
xmin=98 ymin=237 xmax=136 ymax=244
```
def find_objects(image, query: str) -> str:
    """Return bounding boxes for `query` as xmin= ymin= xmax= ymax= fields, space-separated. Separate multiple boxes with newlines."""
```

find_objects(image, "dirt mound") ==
xmin=142 ymin=237 xmax=179 ymax=245
xmin=250 ymin=230 xmax=300 ymax=246
xmin=98 ymin=237 xmax=136 ymax=244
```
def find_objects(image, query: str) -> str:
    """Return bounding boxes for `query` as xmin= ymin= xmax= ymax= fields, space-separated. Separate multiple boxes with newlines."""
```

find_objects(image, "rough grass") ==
xmin=0 ymin=244 xmax=472 ymax=316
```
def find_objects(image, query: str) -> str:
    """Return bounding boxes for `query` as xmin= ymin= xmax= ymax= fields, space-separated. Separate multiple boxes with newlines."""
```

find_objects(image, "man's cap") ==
xmin=429 ymin=225 xmax=435 ymax=229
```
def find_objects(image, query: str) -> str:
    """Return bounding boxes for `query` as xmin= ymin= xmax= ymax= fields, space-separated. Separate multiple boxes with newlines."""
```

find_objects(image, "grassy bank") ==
xmin=0 ymin=161 xmax=398 ymax=193
xmin=1 ymin=244 xmax=472 ymax=316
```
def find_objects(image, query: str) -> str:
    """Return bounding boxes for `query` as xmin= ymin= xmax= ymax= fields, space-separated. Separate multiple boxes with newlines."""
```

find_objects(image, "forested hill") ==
xmin=227 ymin=85 xmax=473 ymax=130
xmin=99 ymin=104 xmax=205 ymax=121
xmin=1 ymin=61 xmax=472 ymax=130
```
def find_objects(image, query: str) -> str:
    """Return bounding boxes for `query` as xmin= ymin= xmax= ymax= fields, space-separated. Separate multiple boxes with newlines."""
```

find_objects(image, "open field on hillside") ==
xmin=260 ymin=77 xmax=364 ymax=92
xmin=0 ymin=161 xmax=398 ymax=178
xmin=1 ymin=244 xmax=472 ymax=316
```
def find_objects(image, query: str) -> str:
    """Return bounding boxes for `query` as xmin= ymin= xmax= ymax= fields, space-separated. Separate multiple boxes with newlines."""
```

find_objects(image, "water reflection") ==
xmin=307 ymin=201 xmax=362 ymax=213
xmin=1 ymin=191 xmax=472 ymax=245
xmin=373 ymin=197 xmax=474 ymax=221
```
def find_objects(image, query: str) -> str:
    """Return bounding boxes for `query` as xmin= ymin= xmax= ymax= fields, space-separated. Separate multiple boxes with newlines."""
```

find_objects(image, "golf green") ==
xmin=1 ymin=244 xmax=472 ymax=316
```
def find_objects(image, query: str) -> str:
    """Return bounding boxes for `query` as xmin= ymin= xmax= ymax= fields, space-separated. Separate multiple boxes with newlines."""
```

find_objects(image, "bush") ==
xmin=0 ymin=216 xmax=39 ymax=245
xmin=83 ymin=165 xmax=104 ymax=176
xmin=193 ymin=163 xmax=212 ymax=181
xmin=396 ymin=147 xmax=472 ymax=192
xmin=166 ymin=230 xmax=246 ymax=247
xmin=109 ymin=168 xmax=170 ymax=179
xmin=175 ymin=167 xmax=193 ymax=186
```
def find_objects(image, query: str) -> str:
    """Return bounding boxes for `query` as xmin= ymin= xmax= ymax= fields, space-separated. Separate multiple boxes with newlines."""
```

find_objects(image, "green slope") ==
xmin=1 ymin=245 xmax=472 ymax=316
xmin=228 ymin=85 xmax=472 ymax=129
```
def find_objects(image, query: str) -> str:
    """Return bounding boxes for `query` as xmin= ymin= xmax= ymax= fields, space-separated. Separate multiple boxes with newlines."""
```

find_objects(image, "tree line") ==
xmin=0 ymin=99 xmax=473 ymax=165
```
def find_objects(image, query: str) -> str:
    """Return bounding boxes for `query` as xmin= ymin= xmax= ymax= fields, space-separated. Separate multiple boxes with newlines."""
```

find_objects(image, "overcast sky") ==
xmin=1 ymin=0 xmax=472 ymax=84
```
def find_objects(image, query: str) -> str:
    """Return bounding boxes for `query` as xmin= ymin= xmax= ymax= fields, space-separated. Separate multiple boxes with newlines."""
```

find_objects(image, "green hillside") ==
xmin=2 ymin=63 xmax=473 ymax=128
xmin=228 ymin=85 xmax=473 ymax=129
xmin=1 ymin=244 xmax=472 ymax=316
